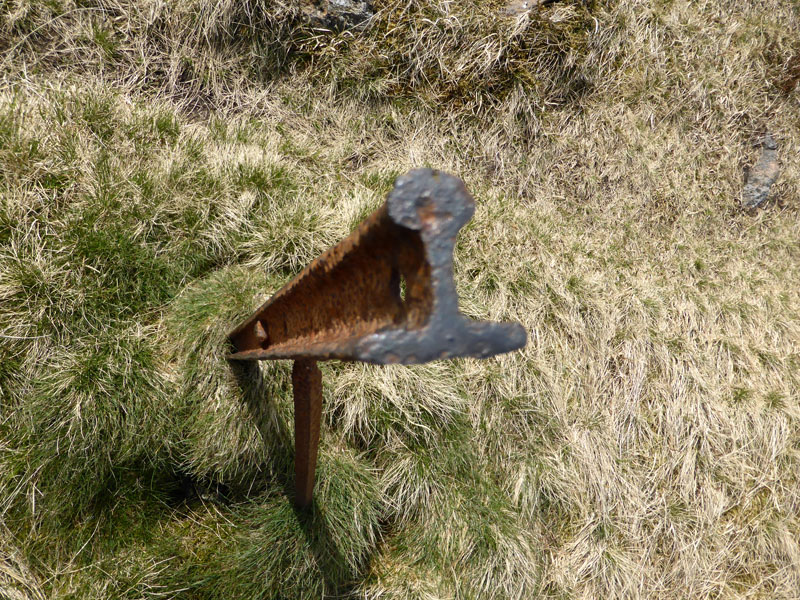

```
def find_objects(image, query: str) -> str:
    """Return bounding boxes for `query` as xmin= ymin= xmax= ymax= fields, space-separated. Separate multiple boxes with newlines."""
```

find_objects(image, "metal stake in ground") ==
xmin=227 ymin=168 xmax=527 ymax=509
xmin=291 ymin=359 xmax=322 ymax=508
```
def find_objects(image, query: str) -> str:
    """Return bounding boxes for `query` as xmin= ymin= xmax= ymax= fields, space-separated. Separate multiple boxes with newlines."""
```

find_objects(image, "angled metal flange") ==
xmin=228 ymin=168 xmax=526 ymax=508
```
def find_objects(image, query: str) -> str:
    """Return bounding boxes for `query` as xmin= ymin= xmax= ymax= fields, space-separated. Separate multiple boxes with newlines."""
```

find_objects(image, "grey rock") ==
xmin=300 ymin=0 xmax=374 ymax=31
xmin=502 ymin=0 xmax=550 ymax=16
xmin=742 ymin=132 xmax=780 ymax=209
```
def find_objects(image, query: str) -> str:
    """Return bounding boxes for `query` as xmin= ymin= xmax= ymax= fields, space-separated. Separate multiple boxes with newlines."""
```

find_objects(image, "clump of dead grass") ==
xmin=2 ymin=0 xmax=800 ymax=598
xmin=0 ymin=526 xmax=45 ymax=600
xmin=0 ymin=0 xmax=599 ymax=115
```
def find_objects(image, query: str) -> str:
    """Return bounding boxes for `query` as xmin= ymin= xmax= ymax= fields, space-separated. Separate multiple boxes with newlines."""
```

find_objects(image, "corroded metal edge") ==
xmin=228 ymin=168 xmax=527 ymax=365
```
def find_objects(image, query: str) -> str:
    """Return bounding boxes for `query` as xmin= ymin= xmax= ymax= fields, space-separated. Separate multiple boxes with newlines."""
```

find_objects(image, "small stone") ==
xmin=503 ymin=0 xmax=545 ymax=16
xmin=741 ymin=132 xmax=780 ymax=210
xmin=300 ymin=0 xmax=374 ymax=31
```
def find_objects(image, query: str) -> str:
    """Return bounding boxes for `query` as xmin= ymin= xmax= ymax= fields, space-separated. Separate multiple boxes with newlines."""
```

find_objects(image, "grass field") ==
xmin=1 ymin=0 xmax=799 ymax=598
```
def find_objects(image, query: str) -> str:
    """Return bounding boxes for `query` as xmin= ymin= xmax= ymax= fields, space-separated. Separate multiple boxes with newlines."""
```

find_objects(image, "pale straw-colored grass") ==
xmin=1 ymin=0 xmax=799 ymax=598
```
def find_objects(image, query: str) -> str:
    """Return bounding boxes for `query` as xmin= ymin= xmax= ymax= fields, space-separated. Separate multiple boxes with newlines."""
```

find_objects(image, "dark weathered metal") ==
xmin=292 ymin=359 xmax=322 ymax=508
xmin=228 ymin=168 xmax=527 ymax=508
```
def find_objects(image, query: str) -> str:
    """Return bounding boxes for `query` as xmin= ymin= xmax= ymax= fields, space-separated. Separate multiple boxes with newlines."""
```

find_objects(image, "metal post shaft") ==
xmin=292 ymin=359 xmax=322 ymax=509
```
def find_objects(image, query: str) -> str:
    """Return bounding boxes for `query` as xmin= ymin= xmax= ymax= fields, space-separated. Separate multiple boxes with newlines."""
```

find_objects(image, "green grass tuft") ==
xmin=1 ymin=0 xmax=800 ymax=598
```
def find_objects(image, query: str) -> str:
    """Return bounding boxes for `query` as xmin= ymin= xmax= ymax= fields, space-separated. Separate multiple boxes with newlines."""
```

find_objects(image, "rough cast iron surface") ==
xmin=228 ymin=169 xmax=527 ymax=364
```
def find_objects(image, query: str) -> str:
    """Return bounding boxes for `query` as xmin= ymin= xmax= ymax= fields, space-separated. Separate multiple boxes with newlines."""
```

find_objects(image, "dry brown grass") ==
xmin=0 ymin=526 xmax=45 ymax=600
xmin=1 ymin=0 xmax=799 ymax=598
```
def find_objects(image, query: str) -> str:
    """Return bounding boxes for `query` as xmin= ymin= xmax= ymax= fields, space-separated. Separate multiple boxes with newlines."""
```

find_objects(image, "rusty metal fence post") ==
xmin=228 ymin=169 xmax=526 ymax=509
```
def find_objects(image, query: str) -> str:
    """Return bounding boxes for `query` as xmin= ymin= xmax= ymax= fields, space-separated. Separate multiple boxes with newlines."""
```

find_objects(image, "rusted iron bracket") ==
xmin=228 ymin=169 xmax=526 ymax=508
